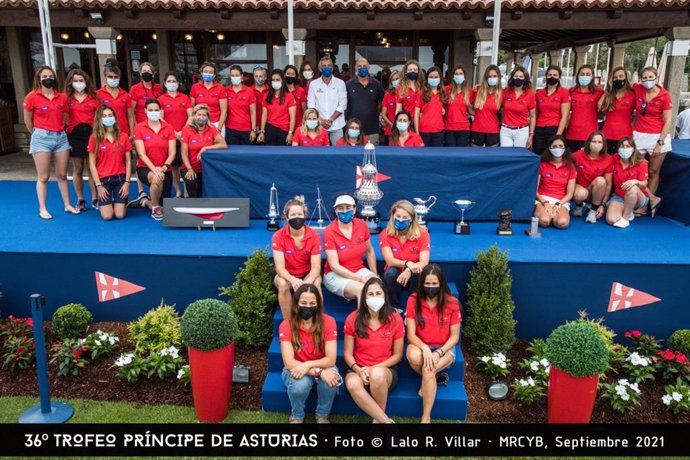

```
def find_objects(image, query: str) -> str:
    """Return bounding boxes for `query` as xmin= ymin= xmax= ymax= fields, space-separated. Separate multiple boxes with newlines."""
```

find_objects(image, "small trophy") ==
xmin=267 ymin=183 xmax=280 ymax=231
xmin=413 ymin=196 xmax=437 ymax=228
xmin=355 ymin=143 xmax=384 ymax=234
xmin=525 ymin=216 xmax=542 ymax=237
xmin=497 ymin=209 xmax=513 ymax=236
xmin=308 ymin=185 xmax=331 ymax=230
xmin=453 ymin=200 xmax=475 ymax=235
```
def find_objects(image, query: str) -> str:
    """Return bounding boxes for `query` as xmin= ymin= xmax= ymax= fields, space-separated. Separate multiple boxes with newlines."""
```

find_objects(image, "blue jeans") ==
xmin=281 ymin=368 xmax=339 ymax=421
xmin=383 ymin=267 xmax=419 ymax=310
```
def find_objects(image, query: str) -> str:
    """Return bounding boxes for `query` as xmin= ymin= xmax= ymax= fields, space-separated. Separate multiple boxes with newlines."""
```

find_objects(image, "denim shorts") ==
xmin=29 ymin=128 xmax=71 ymax=154
xmin=609 ymin=194 xmax=649 ymax=210
xmin=98 ymin=174 xmax=128 ymax=206
xmin=431 ymin=345 xmax=457 ymax=364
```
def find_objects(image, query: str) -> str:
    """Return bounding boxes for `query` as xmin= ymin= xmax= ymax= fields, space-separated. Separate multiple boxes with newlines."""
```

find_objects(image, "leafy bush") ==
xmin=464 ymin=245 xmax=516 ymax=355
xmin=112 ymin=353 xmax=147 ymax=383
xmin=478 ymin=352 xmax=510 ymax=380
xmin=512 ymin=377 xmax=544 ymax=406
xmin=177 ymin=365 xmax=191 ymax=386
xmin=623 ymin=352 xmax=655 ymax=384
xmin=624 ymin=330 xmax=661 ymax=358
xmin=0 ymin=316 xmax=33 ymax=342
xmin=50 ymin=339 xmax=89 ymax=377
xmin=181 ymin=299 xmax=238 ymax=351
xmin=661 ymin=378 xmax=690 ymax=415
xmin=519 ymin=357 xmax=551 ymax=384
xmin=84 ymin=330 xmax=119 ymax=360
xmin=128 ymin=301 xmax=182 ymax=354
xmin=668 ymin=330 xmax=690 ymax=358
xmin=601 ymin=379 xmax=642 ymax=413
xmin=145 ymin=346 xmax=184 ymax=379
xmin=656 ymin=349 xmax=690 ymax=381
xmin=219 ymin=249 xmax=277 ymax=348
xmin=1 ymin=335 xmax=35 ymax=371
xmin=51 ymin=304 xmax=92 ymax=340
xmin=526 ymin=339 xmax=547 ymax=360
xmin=545 ymin=322 xmax=609 ymax=377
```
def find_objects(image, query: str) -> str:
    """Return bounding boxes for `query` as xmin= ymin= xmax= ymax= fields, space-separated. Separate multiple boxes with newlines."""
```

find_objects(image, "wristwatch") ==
xmin=313 ymin=367 xmax=323 ymax=379
xmin=163 ymin=163 xmax=171 ymax=171
xmin=656 ymin=139 xmax=665 ymax=146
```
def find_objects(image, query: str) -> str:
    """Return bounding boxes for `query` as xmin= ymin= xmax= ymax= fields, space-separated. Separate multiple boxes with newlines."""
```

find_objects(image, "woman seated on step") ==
xmin=279 ymin=284 xmax=341 ymax=424
xmin=343 ymin=278 xmax=404 ymax=424
xmin=406 ymin=263 xmax=461 ymax=424
xmin=272 ymin=196 xmax=323 ymax=319
xmin=570 ymin=131 xmax=613 ymax=224
xmin=534 ymin=134 xmax=577 ymax=229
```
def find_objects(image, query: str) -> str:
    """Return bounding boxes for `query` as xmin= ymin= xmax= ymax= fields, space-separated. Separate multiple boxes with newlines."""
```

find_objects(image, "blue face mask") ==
xmin=391 ymin=80 xmax=400 ymax=89
xmin=357 ymin=67 xmax=368 ymax=78
xmin=321 ymin=67 xmax=333 ymax=78
xmin=201 ymin=73 xmax=215 ymax=83
xmin=427 ymin=77 xmax=441 ymax=88
xmin=487 ymin=77 xmax=499 ymax=87
xmin=396 ymin=121 xmax=409 ymax=132
xmin=102 ymin=116 xmax=116 ymax=128
xmin=453 ymin=75 xmax=465 ymax=85
xmin=348 ymin=129 xmax=360 ymax=139
xmin=337 ymin=209 xmax=354 ymax=224
xmin=578 ymin=76 xmax=592 ymax=86
xmin=394 ymin=218 xmax=411 ymax=231
xmin=306 ymin=119 xmax=319 ymax=130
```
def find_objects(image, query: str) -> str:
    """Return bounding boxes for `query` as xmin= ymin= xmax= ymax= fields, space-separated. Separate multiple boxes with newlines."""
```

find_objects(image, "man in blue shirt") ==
xmin=346 ymin=58 xmax=385 ymax=145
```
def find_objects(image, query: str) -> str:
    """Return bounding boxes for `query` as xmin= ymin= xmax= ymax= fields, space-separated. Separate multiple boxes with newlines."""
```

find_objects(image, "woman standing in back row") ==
xmin=470 ymin=65 xmax=502 ymax=147
xmin=499 ymin=66 xmax=536 ymax=149
xmin=533 ymin=65 xmax=570 ymax=155
xmin=566 ymin=64 xmax=604 ymax=152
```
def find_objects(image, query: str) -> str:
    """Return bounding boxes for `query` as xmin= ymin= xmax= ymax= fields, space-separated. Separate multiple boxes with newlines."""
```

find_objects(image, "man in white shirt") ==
xmin=307 ymin=56 xmax=347 ymax=145
xmin=676 ymin=105 xmax=690 ymax=139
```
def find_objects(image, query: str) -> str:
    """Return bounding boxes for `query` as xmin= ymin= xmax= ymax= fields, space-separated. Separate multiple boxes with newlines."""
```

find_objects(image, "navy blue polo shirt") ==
xmin=345 ymin=77 xmax=385 ymax=135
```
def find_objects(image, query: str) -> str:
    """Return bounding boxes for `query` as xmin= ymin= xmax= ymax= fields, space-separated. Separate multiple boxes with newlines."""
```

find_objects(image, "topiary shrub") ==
xmin=51 ymin=304 xmax=92 ymax=340
xmin=668 ymin=330 xmax=690 ymax=358
xmin=181 ymin=299 xmax=238 ymax=351
xmin=545 ymin=322 xmax=609 ymax=377
xmin=219 ymin=249 xmax=277 ymax=348
xmin=464 ymin=245 xmax=516 ymax=355
xmin=570 ymin=310 xmax=619 ymax=375
xmin=128 ymin=300 xmax=183 ymax=354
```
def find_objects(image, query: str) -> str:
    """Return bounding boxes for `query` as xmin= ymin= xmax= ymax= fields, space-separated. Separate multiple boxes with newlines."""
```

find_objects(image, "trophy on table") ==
xmin=267 ymin=183 xmax=280 ymax=231
xmin=354 ymin=143 xmax=384 ymax=235
xmin=308 ymin=185 xmax=331 ymax=230
xmin=413 ymin=196 xmax=437 ymax=228
xmin=453 ymin=200 xmax=475 ymax=235
xmin=497 ymin=209 xmax=514 ymax=236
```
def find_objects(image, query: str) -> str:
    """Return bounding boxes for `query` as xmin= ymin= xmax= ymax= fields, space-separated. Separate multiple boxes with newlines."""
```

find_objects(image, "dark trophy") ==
xmin=497 ymin=209 xmax=513 ymax=236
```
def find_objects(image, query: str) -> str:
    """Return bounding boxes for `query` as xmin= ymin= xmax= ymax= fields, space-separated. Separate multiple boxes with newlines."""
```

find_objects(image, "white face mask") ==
xmin=146 ymin=111 xmax=161 ymax=122
xmin=165 ymin=82 xmax=178 ymax=92
xmin=642 ymin=79 xmax=657 ymax=90
xmin=303 ymin=70 xmax=314 ymax=80
xmin=230 ymin=76 xmax=242 ymax=86
xmin=366 ymin=297 xmax=385 ymax=312
xmin=72 ymin=82 xmax=86 ymax=92
xmin=589 ymin=143 xmax=603 ymax=153
xmin=550 ymin=147 xmax=565 ymax=158
xmin=271 ymin=81 xmax=282 ymax=90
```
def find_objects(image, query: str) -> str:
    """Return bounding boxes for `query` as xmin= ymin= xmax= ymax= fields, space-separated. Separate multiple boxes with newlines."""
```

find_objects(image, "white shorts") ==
xmin=499 ymin=125 xmax=530 ymax=148
xmin=212 ymin=121 xmax=226 ymax=139
xmin=632 ymin=131 xmax=672 ymax=154
xmin=535 ymin=195 xmax=571 ymax=211
xmin=323 ymin=267 xmax=374 ymax=299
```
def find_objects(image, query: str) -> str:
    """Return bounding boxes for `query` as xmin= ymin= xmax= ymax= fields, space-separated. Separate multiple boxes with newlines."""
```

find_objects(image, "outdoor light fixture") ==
xmin=487 ymin=380 xmax=509 ymax=401
xmin=217 ymin=33 xmax=225 ymax=41
xmin=89 ymin=11 xmax=105 ymax=25
xmin=184 ymin=33 xmax=193 ymax=41
xmin=83 ymin=31 xmax=90 ymax=39
xmin=152 ymin=33 xmax=157 ymax=40
xmin=60 ymin=33 xmax=69 ymax=40
xmin=116 ymin=34 xmax=123 ymax=41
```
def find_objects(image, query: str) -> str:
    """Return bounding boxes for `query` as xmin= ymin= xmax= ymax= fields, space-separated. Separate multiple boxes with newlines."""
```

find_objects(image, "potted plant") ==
xmin=181 ymin=299 xmax=238 ymax=423
xmin=545 ymin=322 xmax=609 ymax=423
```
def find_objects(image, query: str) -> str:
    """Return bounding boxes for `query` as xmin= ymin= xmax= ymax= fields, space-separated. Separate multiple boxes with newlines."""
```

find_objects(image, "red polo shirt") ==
xmin=470 ymin=88 xmax=500 ymax=134
xmin=226 ymin=85 xmax=256 ymax=132
xmin=190 ymin=82 xmax=227 ymax=123
xmin=501 ymin=88 xmax=536 ymax=127
xmin=396 ymin=87 xmax=420 ymax=116
xmin=405 ymin=293 xmax=462 ymax=347
xmin=264 ymin=92 xmax=296 ymax=132
xmin=87 ymin=132 xmax=131 ymax=178
xmin=293 ymin=128 xmax=330 ymax=146
xmin=133 ymin=120 xmax=175 ymax=168
xmin=253 ymin=85 xmax=270 ymax=129
xmin=180 ymin=124 xmax=219 ymax=172
xmin=415 ymin=91 xmax=445 ymax=133
xmin=97 ymin=87 xmax=132 ymax=135
xmin=536 ymin=86 xmax=570 ymax=128
xmin=612 ymin=155 xmax=649 ymax=198
xmin=379 ymin=228 xmax=431 ymax=270
xmin=633 ymin=83 xmax=673 ymax=133
xmin=566 ymin=86 xmax=604 ymax=141
xmin=335 ymin=136 xmax=369 ymax=146
xmin=323 ymin=218 xmax=370 ymax=275
xmin=279 ymin=314 xmax=337 ymax=362
xmin=288 ymin=85 xmax=307 ymax=127
xmin=130 ymin=82 xmax=163 ymax=123
xmin=271 ymin=225 xmax=322 ymax=278
xmin=66 ymin=94 xmax=99 ymax=133
xmin=344 ymin=311 xmax=404 ymax=367
xmin=23 ymin=90 xmax=68 ymax=132
xmin=382 ymin=92 xmax=397 ymax=135
xmin=158 ymin=92 xmax=192 ymax=132
xmin=389 ymin=131 xmax=425 ymax=147
xmin=571 ymin=149 xmax=613 ymax=188
xmin=538 ymin=161 xmax=577 ymax=199
xmin=602 ymin=90 xmax=635 ymax=141
xmin=444 ymin=86 xmax=471 ymax=131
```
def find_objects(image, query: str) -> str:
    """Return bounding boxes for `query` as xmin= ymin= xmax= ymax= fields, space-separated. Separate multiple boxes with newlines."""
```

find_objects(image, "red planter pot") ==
xmin=188 ymin=342 xmax=235 ymax=423
xmin=548 ymin=366 xmax=599 ymax=423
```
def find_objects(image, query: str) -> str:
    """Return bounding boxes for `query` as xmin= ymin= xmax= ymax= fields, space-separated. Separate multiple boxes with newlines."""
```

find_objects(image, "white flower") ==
xmin=526 ymin=377 xmax=536 ymax=386
xmin=629 ymin=383 xmax=640 ymax=393
xmin=498 ymin=362 xmax=507 ymax=369
xmin=672 ymin=392 xmax=683 ymax=402
xmin=108 ymin=336 xmax=119 ymax=345
xmin=115 ymin=353 xmax=134 ymax=367
xmin=662 ymin=395 xmax=673 ymax=406
xmin=530 ymin=361 xmax=540 ymax=372
xmin=619 ymin=378 xmax=629 ymax=385
xmin=496 ymin=353 xmax=506 ymax=361
xmin=517 ymin=379 xmax=527 ymax=386
xmin=620 ymin=393 xmax=630 ymax=401
xmin=480 ymin=356 xmax=490 ymax=363
xmin=177 ymin=368 xmax=185 ymax=379
xmin=540 ymin=358 xmax=550 ymax=367
xmin=94 ymin=339 xmax=102 ymax=346
xmin=615 ymin=385 xmax=627 ymax=396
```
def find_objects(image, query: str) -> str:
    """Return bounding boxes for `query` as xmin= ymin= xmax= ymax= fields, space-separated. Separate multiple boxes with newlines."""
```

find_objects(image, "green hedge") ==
xmin=52 ymin=304 xmax=92 ymax=340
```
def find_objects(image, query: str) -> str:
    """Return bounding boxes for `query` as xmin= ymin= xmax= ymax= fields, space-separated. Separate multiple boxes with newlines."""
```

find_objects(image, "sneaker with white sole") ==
xmin=151 ymin=206 xmax=164 ymax=221
xmin=626 ymin=212 xmax=635 ymax=222
xmin=613 ymin=218 xmax=630 ymax=228
xmin=585 ymin=209 xmax=597 ymax=223
xmin=572 ymin=204 xmax=584 ymax=217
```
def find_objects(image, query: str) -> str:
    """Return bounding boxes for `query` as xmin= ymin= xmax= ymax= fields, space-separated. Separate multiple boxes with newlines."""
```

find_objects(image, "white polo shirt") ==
xmin=307 ymin=76 xmax=347 ymax=132
xmin=677 ymin=108 xmax=690 ymax=139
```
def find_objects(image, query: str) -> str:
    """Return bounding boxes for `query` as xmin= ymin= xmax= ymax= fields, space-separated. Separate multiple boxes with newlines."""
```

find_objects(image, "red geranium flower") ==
xmin=26 ymin=318 xmax=33 ymax=327
xmin=675 ymin=352 xmax=689 ymax=364
xmin=660 ymin=350 xmax=675 ymax=360
xmin=16 ymin=347 xmax=25 ymax=355
xmin=73 ymin=350 xmax=82 ymax=359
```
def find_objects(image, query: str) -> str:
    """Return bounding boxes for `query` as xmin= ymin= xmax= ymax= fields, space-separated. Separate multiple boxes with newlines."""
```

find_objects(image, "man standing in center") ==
xmin=307 ymin=56 xmax=347 ymax=146
xmin=346 ymin=58 xmax=385 ymax=145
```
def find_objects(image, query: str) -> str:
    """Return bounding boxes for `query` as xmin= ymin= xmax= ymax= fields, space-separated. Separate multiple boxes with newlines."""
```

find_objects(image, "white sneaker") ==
xmin=585 ymin=209 xmax=597 ymax=223
xmin=613 ymin=218 xmax=630 ymax=228
xmin=626 ymin=212 xmax=635 ymax=222
xmin=572 ymin=204 xmax=584 ymax=217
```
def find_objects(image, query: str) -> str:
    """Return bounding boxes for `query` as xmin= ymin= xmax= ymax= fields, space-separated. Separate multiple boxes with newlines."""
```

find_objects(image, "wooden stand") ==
xmin=454 ymin=221 xmax=470 ymax=235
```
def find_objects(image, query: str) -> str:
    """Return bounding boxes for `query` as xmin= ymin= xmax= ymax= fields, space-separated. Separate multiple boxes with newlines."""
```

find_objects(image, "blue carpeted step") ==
xmin=261 ymin=370 xmax=468 ymax=421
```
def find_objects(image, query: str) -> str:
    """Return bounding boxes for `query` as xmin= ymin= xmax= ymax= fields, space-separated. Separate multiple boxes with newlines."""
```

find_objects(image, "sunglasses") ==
xmin=640 ymin=102 xmax=648 ymax=115
xmin=253 ymin=65 xmax=267 ymax=71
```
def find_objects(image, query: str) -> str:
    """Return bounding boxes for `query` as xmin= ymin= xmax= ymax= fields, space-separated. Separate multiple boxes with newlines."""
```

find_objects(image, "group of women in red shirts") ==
xmin=273 ymin=194 xmax=459 ymax=423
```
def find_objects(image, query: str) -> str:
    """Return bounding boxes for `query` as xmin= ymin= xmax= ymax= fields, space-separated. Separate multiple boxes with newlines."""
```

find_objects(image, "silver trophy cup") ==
xmin=453 ymin=200 xmax=476 ymax=235
xmin=355 ymin=143 xmax=384 ymax=234
xmin=413 ymin=196 xmax=437 ymax=227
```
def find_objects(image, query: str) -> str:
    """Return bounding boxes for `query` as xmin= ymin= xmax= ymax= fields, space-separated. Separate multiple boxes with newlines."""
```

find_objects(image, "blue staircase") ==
xmin=261 ymin=283 xmax=468 ymax=421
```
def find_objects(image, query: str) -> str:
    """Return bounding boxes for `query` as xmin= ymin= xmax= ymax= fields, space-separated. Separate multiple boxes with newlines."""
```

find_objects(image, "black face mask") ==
xmin=512 ymin=78 xmax=525 ymax=87
xmin=424 ymin=286 xmax=441 ymax=299
xmin=612 ymin=79 xmax=626 ymax=89
xmin=141 ymin=72 xmax=154 ymax=83
xmin=41 ymin=78 xmax=56 ymax=89
xmin=285 ymin=76 xmax=299 ymax=85
xmin=546 ymin=77 xmax=560 ymax=86
xmin=298 ymin=307 xmax=317 ymax=321
xmin=288 ymin=217 xmax=306 ymax=230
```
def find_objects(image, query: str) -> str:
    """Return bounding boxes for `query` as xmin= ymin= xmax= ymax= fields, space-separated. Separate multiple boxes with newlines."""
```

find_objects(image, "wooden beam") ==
xmin=220 ymin=11 xmax=232 ymax=20
xmin=172 ymin=10 xmax=184 ymax=19
xmin=124 ymin=10 xmax=137 ymax=19
xmin=73 ymin=9 xmax=86 ymax=18
xmin=270 ymin=10 xmax=280 ymax=19
xmin=318 ymin=11 xmax=328 ymax=20
xmin=414 ymin=11 xmax=423 ymax=20
xmin=559 ymin=10 xmax=573 ymax=20
xmin=462 ymin=11 xmax=473 ymax=20
xmin=366 ymin=11 xmax=375 ymax=20
xmin=511 ymin=10 xmax=523 ymax=20
xmin=609 ymin=10 xmax=623 ymax=19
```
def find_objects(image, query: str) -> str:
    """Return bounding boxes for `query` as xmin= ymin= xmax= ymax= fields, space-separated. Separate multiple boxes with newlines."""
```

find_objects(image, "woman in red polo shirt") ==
xmin=599 ymin=66 xmax=635 ymax=154
xmin=252 ymin=66 xmax=269 ymax=142
xmin=272 ymin=196 xmax=323 ymax=319
xmin=65 ymin=68 xmax=99 ymax=212
xmin=279 ymin=284 xmax=340 ymax=424
xmin=284 ymin=65 xmax=307 ymax=131
xmin=292 ymin=108 xmax=330 ymax=146
xmin=380 ymin=71 xmax=400 ymax=147
xmin=159 ymin=71 xmax=192 ymax=198
xmin=470 ymin=65 xmax=502 ymax=147
xmin=88 ymin=105 xmax=131 ymax=221
xmin=414 ymin=66 xmax=446 ymax=146
xmin=180 ymin=104 xmax=226 ymax=198
xmin=566 ymin=64 xmax=604 ymax=152
xmin=606 ymin=137 xmax=660 ymax=228
xmin=130 ymin=62 xmax=163 ymax=124
xmin=257 ymin=69 xmax=297 ymax=146
xmin=389 ymin=111 xmax=425 ymax=147
xmin=395 ymin=60 xmax=424 ymax=129
xmin=23 ymin=65 xmax=78 ymax=219
xmin=534 ymin=65 xmax=570 ymax=155
xmin=336 ymin=118 xmax=368 ymax=146
xmin=632 ymin=66 xmax=673 ymax=201
xmin=225 ymin=65 xmax=257 ymax=145
xmin=133 ymin=99 xmax=176 ymax=221
xmin=323 ymin=193 xmax=378 ymax=302
xmin=299 ymin=61 xmax=317 ymax=88
xmin=190 ymin=62 xmax=227 ymax=135
xmin=534 ymin=134 xmax=577 ymax=229
xmin=344 ymin=277 xmax=404 ymax=424
xmin=444 ymin=65 xmax=472 ymax=147
xmin=500 ymin=66 xmax=536 ymax=148
xmin=571 ymin=131 xmax=613 ymax=224
xmin=406 ymin=263 xmax=461 ymax=424
xmin=380 ymin=200 xmax=430 ymax=311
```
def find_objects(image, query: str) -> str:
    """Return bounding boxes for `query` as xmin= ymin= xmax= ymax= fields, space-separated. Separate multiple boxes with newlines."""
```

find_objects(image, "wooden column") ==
xmin=155 ymin=31 xmax=172 ymax=76
xmin=573 ymin=45 xmax=590 ymax=72
xmin=451 ymin=31 xmax=473 ymax=73
xmin=663 ymin=27 xmax=690 ymax=127
xmin=530 ymin=53 xmax=541 ymax=87
xmin=87 ymin=27 xmax=119 ymax=77
xmin=607 ymin=41 xmax=629 ymax=71
xmin=5 ymin=27 xmax=29 ymax=121
xmin=474 ymin=28 xmax=493 ymax=84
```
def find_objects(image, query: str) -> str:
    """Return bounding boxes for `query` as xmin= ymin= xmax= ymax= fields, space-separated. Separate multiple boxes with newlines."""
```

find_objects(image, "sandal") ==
xmin=650 ymin=197 xmax=662 ymax=219
xmin=39 ymin=211 xmax=53 ymax=220
xmin=288 ymin=418 xmax=303 ymax=424
xmin=76 ymin=199 xmax=87 ymax=212
xmin=64 ymin=206 xmax=80 ymax=215
xmin=315 ymin=416 xmax=330 ymax=424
